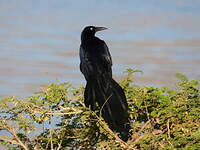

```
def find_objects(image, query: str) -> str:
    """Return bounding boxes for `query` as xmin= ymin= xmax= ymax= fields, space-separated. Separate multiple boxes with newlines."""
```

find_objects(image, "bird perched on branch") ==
xmin=79 ymin=26 xmax=130 ymax=141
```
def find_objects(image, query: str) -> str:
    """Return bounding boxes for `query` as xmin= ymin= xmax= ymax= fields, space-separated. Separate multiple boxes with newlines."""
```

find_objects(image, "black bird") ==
xmin=79 ymin=26 xmax=130 ymax=141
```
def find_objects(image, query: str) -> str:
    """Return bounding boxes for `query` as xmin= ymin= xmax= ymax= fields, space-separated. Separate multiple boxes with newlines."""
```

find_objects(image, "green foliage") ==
xmin=0 ymin=69 xmax=199 ymax=149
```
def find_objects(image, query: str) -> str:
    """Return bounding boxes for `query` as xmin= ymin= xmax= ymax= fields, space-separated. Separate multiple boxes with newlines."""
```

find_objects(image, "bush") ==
xmin=0 ymin=69 xmax=199 ymax=150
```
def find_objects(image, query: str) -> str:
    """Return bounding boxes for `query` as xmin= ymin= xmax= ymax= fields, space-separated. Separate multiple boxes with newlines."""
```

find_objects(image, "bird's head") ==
xmin=81 ymin=26 xmax=107 ymax=41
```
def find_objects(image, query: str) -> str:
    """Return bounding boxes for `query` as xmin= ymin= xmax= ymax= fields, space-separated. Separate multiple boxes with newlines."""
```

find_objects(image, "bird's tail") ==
xmin=84 ymin=76 xmax=130 ymax=141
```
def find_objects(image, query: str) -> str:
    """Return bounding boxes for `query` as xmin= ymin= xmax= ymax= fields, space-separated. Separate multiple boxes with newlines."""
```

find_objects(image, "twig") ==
xmin=94 ymin=113 xmax=135 ymax=150
xmin=45 ymin=139 xmax=50 ymax=150
xmin=99 ymin=94 xmax=113 ymax=117
xmin=50 ymin=128 xmax=54 ymax=150
xmin=126 ymin=120 xmax=151 ymax=149
xmin=45 ymin=111 xmax=82 ymax=115
xmin=0 ymin=124 xmax=29 ymax=150
xmin=31 ymin=108 xmax=82 ymax=116
xmin=0 ymin=136 xmax=19 ymax=145
xmin=129 ymin=120 xmax=151 ymax=143
xmin=49 ymin=114 xmax=54 ymax=150
xmin=144 ymin=101 xmax=150 ymax=120
xmin=167 ymin=119 xmax=171 ymax=138
xmin=57 ymin=139 xmax=63 ymax=150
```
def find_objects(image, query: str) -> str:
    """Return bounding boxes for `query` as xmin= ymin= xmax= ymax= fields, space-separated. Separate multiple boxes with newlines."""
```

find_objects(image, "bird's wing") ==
xmin=101 ymin=41 xmax=112 ymax=69
xmin=90 ymin=39 xmax=112 ymax=75
xmin=79 ymin=46 xmax=93 ymax=80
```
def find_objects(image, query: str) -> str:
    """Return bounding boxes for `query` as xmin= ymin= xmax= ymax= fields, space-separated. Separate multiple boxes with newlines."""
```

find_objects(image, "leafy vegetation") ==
xmin=0 ymin=69 xmax=199 ymax=149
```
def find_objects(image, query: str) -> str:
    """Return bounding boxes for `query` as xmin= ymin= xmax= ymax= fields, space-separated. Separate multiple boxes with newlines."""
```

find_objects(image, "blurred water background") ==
xmin=0 ymin=0 xmax=200 ymax=97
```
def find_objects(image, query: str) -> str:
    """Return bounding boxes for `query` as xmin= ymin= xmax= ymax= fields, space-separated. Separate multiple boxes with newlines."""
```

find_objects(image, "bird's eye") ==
xmin=90 ymin=27 xmax=93 ymax=30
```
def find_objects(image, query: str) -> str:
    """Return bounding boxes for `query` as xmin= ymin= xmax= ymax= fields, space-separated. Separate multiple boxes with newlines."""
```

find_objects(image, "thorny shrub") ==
xmin=0 ymin=69 xmax=199 ymax=150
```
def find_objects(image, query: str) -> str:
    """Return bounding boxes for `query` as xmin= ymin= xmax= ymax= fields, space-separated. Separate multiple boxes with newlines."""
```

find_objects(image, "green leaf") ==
xmin=175 ymin=73 xmax=188 ymax=82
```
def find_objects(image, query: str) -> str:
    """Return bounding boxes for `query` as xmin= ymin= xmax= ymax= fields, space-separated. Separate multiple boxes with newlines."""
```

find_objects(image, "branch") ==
xmin=93 ymin=113 xmax=135 ymax=150
xmin=0 ymin=136 xmax=19 ymax=145
xmin=167 ymin=119 xmax=171 ymax=138
xmin=126 ymin=120 xmax=151 ymax=149
xmin=57 ymin=139 xmax=63 ymax=150
xmin=0 ymin=123 xmax=29 ymax=150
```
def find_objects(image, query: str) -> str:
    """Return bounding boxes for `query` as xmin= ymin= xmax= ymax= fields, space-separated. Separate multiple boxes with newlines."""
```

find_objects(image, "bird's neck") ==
xmin=81 ymin=33 xmax=95 ymax=43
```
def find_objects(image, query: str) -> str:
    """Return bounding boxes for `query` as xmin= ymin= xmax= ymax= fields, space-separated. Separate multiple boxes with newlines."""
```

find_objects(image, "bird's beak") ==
xmin=95 ymin=27 xmax=108 ymax=32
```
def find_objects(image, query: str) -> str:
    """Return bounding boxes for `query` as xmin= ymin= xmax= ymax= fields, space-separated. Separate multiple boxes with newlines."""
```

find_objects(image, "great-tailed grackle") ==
xmin=79 ymin=26 xmax=130 ymax=141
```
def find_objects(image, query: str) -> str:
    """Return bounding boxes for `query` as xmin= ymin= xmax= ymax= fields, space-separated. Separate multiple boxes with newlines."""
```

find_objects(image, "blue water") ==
xmin=0 ymin=0 xmax=200 ymax=97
